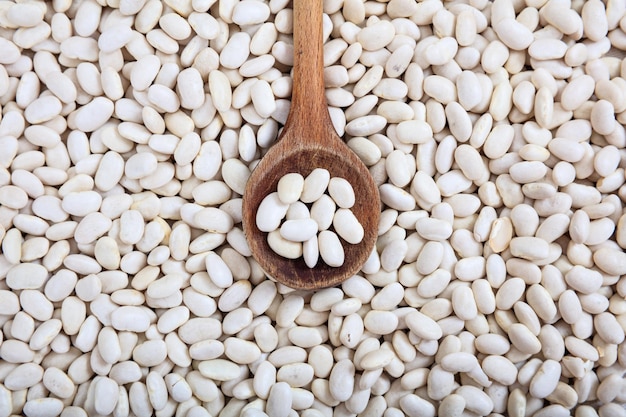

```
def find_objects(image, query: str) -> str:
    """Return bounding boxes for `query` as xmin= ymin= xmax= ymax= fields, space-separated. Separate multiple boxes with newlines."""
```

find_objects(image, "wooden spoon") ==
xmin=242 ymin=0 xmax=380 ymax=290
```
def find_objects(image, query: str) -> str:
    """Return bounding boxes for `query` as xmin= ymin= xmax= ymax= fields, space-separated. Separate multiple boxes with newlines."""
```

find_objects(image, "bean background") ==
xmin=1 ymin=0 xmax=626 ymax=416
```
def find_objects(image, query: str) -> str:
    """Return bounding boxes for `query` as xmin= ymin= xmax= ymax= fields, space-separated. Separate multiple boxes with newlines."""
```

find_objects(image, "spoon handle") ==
xmin=286 ymin=0 xmax=333 ymax=139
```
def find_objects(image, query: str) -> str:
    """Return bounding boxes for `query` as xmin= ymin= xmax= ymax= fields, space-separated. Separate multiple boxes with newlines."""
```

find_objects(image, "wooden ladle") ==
xmin=242 ymin=0 xmax=380 ymax=290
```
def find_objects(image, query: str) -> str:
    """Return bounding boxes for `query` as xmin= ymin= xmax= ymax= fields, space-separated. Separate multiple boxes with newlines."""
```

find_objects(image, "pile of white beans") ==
xmin=257 ymin=170 xmax=364 ymax=267
xmin=1 ymin=0 xmax=626 ymax=416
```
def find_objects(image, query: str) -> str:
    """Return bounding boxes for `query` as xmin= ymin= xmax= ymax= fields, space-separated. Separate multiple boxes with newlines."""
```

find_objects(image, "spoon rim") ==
xmin=242 ymin=140 xmax=380 ymax=290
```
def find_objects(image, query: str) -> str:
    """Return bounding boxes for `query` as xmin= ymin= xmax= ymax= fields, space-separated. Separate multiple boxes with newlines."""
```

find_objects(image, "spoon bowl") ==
xmin=242 ymin=0 xmax=380 ymax=289
xmin=243 ymin=129 xmax=379 ymax=290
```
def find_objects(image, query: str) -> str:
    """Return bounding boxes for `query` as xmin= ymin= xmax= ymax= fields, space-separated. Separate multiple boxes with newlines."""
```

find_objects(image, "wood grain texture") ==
xmin=242 ymin=0 xmax=380 ymax=290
